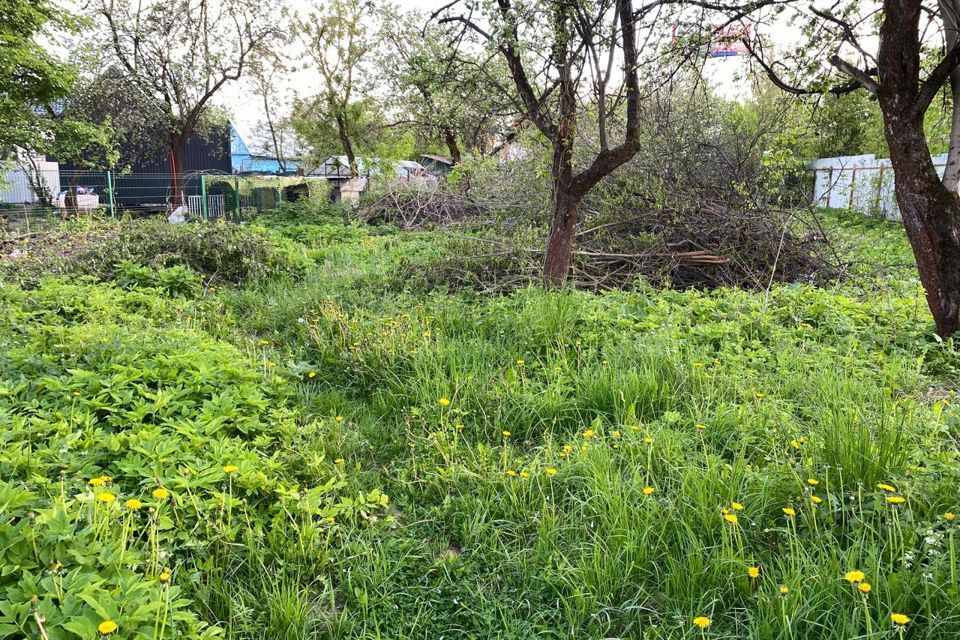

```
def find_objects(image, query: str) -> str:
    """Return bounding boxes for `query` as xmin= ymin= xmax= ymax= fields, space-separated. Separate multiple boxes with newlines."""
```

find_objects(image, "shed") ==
xmin=420 ymin=154 xmax=454 ymax=177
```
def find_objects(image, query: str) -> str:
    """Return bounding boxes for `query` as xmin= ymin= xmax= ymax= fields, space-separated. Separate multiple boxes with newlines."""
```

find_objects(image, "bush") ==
xmin=0 ymin=218 xmax=309 ymax=287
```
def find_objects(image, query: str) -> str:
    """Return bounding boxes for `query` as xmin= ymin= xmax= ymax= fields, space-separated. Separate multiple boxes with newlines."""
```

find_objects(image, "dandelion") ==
xmin=747 ymin=566 xmax=760 ymax=579
xmin=731 ymin=501 xmax=744 ymax=511
xmin=546 ymin=467 xmax=557 ymax=476
xmin=807 ymin=478 xmax=819 ymax=486
xmin=223 ymin=465 xmax=239 ymax=474
xmin=695 ymin=423 xmax=707 ymax=430
xmin=643 ymin=486 xmax=655 ymax=496
xmin=845 ymin=570 xmax=866 ymax=583
xmin=858 ymin=582 xmax=872 ymax=594
xmin=515 ymin=359 xmax=525 ymax=365
xmin=612 ymin=430 xmax=621 ymax=439
xmin=152 ymin=488 xmax=170 ymax=500
xmin=124 ymin=498 xmax=143 ymax=510
xmin=790 ymin=440 xmax=801 ymax=449
xmin=946 ymin=512 xmax=956 ymax=522
xmin=643 ymin=437 xmax=653 ymax=445
xmin=455 ymin=423 xmax=465 ymax=431
xmin=562 ymin=444 xmax=573 ymax=453
xmin=582 ymin=429 xmax=595 ymax=438
xmin=692 ymin=616 xmax=711 ymax=629
xmin=754 ymin=392 xmax=765 ymax=399
xmin=877 ymin=483 xmax=896 ymax=492
xmin=334 ymin=458 xmax=345 ymax=465
xmin=97 ymin=620 xmax=118 ymax=635
xmin=779 ymin=585 xmax=790 ymax=596
xmin=159 ymin=570 xmax=171 ymax=583
xmin=502 ymin=430 xmax=511 ymax=437
xmin=782 ymin=507 xmax=796 ymax=517
xmin=335 ymin=415 xmax=344 ymax=422
xmin=601 ymin=359 xmax=609 ymax=365
xmin=724 ymin=513 xmax=738 ymax=525
xmin=438 ymin=397 xmax=451 ymax=407
xmin=506 ymin=470 xmax=517 ymax=477
xmin=886 ymin=496 xmax=906 ymax=505
xmin=96 ymin=492 xmax=116 ymax=504
xmin=519 ymin=471 xmax=529 ymax=479
xmin=258 ymin=340 xmax=269 ymax=345
xmin=308 ymin=371 xmax=316 ymax=378
xmin=890 ymin=613 xmax=910 ymax=626
xmin=88 ymin=476 xmax=111 ymax=487
xmin=811 ymin=495 xmax=823 ymax=505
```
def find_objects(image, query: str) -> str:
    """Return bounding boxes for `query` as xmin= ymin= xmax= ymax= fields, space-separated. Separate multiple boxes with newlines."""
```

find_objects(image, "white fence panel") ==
xmin=1 ymin=161 xmax=60 ymax=204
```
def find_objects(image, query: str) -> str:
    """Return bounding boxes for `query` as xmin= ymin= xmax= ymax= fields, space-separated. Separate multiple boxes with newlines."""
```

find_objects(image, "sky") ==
xmin=214 ymin=0 xmax=750 ymax=147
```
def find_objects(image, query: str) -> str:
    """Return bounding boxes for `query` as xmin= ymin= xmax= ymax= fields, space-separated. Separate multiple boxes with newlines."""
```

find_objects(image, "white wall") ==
xmin=0 ymin=160 xmax=61 ymax=204
xmin=811 ymin=153 xmax=949 ymax=220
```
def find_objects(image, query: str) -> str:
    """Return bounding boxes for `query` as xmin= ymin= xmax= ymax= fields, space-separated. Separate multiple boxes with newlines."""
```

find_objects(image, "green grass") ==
xmin=2 ymin=208 xmax=959 ymax=639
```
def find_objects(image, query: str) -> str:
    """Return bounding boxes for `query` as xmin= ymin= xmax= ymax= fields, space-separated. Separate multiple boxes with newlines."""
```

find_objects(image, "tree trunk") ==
xmin=334 ymin=111 xmax=357 ymax=176
xmin=543 ymin=187 xmax=582 ymax=286
xmin=884 ymin=119 xmax=960 ymax=336
xmin=168 ymin=141 xmax=186 ymax=208
xmin=442 ymin=126 xmax=462 ymax=164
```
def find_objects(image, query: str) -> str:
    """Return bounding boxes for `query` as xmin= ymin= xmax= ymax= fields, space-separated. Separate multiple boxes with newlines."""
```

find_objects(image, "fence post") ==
xmin=200 ymin=174 xmax=209 ymax=222
xmin=233 ymin=176 xmax=241 ymax=220
xmin=105 ymin=170 xmax=116 ymax=220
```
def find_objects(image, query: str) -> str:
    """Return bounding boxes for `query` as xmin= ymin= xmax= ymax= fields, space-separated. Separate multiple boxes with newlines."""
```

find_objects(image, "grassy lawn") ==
xmin=1 ymin=208 xmax=958 ymax=639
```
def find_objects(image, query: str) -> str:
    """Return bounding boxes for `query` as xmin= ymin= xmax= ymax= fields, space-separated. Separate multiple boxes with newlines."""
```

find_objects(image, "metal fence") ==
xmin=2 ymin=168 xmax=305 ymax=235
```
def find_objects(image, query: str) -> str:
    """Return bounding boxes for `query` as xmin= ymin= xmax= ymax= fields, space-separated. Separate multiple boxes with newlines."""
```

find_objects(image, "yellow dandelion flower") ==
xmin=515 ymin=359 xmax=525 ymax=365
xmin=88 ymin=475 xmax=111 ymax=487
xmin=582 ymin=429 xmax=595 ymax=438
xmin=807 ymin=478 xmax=819 ymax=486
xmin=845 ymin=570 xmax=865 ymax=583
xmin=692 ymin=616 xmax=711 ymax=629
xmin=790 ymin=440 xmax=801 ymax=449
xmin=876 ymin=483 xmax=896 ymax=492
xmin=782 ymin=507 xmax=796 ymax=517
xmin=695 ymin=423 xmax=707 ymax=430
xmin=334 ymin=458 xmax=345 ymax=465
xmin=258 ymin=340 xmax=269 ymax=345
xmin=506 ymin=470 xmax=517 ymax=477
xmin=779 ymin=585 xmax=790 ymax=596
xmin=945 ymin=512 xmax=956 ymax=522
xmin=747 ymin=566 xmax=760 ymax=579
xmin=562 ymin=444 xmax=573 ymax=453
xmin=96 ymin=492 xmax=116 ymax=504
xmin=501 ymin=430 xmax=511 ymax=438
xmin=308 ymin=371 xmax=316 ymax=378
xmin=223 ymin=465 xmax=239 ymax=474
xmin=519 ymin=471 xmax=529 ymax=479
xmin=152 ymin=488 xmax=170 ymax=500
xmin=643 ymin=437 xmax=653 ymax=445
xmin=438 ymin=397 xmax=451 ymax=407
xmin=643 ymin=486 xmax=655 ymax=495
xmin=546 ymin=467 xmax=557 ymax=476
xmin=858 ymin=582 xmax=872 ymax=594
xmin=886 ymin=496 xmax=906 ymax=505
xmin=335 ymin=415 xmax=344 ymax=422
xmin=159 ymin=570 xmax=171 ymax=583
xmin=124 ymin=498 xmax=143 ymax=510
xmin=811 ymin=495 xmax=823 ymax=505
xmin=754 ymin=392 xmax=764 ymax=399
xmin=731 ymin=501 xmax=744 ymax=511
xmin=724 ymin=513 xmax=738 ymax=525
xmin=890 ymin=613 xmax=910 ymax=625
xmin=97 ymin=620 xmax=118 ymax=634
xmin=612 ymin=430 xmax=621 ymax=439
xmin=455 ymin=423 xmax=465 ymax=431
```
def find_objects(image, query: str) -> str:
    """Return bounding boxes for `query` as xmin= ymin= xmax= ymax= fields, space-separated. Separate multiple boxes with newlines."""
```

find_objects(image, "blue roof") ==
xmin=230 ymin=123 xmax=300 ymax=174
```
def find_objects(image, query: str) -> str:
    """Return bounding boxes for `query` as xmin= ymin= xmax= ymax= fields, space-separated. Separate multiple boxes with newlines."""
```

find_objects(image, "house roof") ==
xmin=421 ymin=154 xmax=454 ymax=165
xmin=312 ymin=156 xmax=426 ymax=179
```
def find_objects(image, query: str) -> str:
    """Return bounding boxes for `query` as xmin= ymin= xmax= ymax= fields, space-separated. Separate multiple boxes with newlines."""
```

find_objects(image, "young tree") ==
xmin=293 ymin=0 xmax=373 ymax=176
xmin=439 ymin=0 xmax=645 ymax=286
xmin=249 ymin=52 xmax=294 ymax=173
xmin=377 ymin=5 xmax=514 ymax=164
xmin=746 ymin=0 xmax=960 ymax=336
xmin=88 ymin=0 xmax=279 ymax=206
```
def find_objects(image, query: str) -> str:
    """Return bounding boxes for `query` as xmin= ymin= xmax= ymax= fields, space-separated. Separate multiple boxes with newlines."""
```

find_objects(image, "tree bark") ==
xmin=334 ymin=111 xmax=358 ymax=176
xmin=168 ymin=141 xmax=186 ymax=208
xmin=879 ymin=0 xmax=960 ymax=336
xmin=442 ymin=125 xmax=462 ymax=164
xmin=543 ymin=187 xmax=582 ymax=286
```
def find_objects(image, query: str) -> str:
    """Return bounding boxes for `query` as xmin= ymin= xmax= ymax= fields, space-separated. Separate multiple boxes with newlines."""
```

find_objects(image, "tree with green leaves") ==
xmin=1 ymin=0 xmax=112 ymax=203
xmin=87 ymin=0 xmax=279 ymax=206
xmin=293 ymin=0 xmax=374 ymax=176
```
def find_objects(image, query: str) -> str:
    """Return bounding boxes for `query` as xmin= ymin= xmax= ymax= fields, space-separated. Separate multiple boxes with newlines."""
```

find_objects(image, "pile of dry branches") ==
xmin=356 ymin=185 xmax=487 ymax=230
